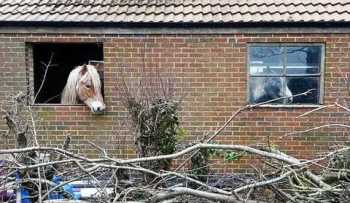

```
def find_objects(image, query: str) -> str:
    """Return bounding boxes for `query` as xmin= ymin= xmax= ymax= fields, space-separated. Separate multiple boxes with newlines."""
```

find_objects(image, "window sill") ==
xmin=31 ymin=103 xmax=84 ymax=106
xmin=248 ymin=104 xmax=324 ymax=108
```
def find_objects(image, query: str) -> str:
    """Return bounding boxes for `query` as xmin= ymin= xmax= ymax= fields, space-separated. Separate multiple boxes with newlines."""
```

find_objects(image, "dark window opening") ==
xmin=32 ymin=43 xmax=103 ymax=104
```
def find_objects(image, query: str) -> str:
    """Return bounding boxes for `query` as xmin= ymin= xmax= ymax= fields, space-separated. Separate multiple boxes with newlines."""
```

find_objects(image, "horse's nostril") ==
xmin=90 ymin=101 xmax=105 ymax=113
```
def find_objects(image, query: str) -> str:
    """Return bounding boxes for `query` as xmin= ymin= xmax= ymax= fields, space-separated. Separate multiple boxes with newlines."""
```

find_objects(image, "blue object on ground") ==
xmin=20 ymin=188 xmax=32 ymax=203
xmin=0 ymin=160 xmax=6 ymax=201
xmin=49 ymin=175 xmax=80 ymax=200
xmin=14 ymin=170 xmax=32 ymax=203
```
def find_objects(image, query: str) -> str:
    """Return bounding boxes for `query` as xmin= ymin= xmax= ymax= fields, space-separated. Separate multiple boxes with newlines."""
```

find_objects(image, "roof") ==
xmin=0 ymin=0 xmax=349 ymax=25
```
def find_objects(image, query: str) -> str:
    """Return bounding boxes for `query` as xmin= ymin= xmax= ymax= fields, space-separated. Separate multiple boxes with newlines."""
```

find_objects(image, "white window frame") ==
xmin=247 ymin=43 xmax=325 ymax=107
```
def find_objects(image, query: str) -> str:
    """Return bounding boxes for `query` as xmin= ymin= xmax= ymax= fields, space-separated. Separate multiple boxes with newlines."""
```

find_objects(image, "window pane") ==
xmin=286 ymin=46 xmax=321 ymax=74
xmin=249 ymin=76 xmax=286 ymax=104
xmin=287 ymin=77 xmax=319 ymax=104
xmin=249 ymin=46 xmax=283 ymax=75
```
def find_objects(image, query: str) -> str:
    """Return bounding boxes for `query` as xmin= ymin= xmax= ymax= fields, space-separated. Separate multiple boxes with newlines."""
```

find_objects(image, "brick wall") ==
xmin=0 ymin=33 xmax=349 ymax=172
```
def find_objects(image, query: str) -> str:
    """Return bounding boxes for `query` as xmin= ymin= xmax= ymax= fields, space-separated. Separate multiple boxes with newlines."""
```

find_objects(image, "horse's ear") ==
xmin=80 ymin=64 xmax=87 ymax=75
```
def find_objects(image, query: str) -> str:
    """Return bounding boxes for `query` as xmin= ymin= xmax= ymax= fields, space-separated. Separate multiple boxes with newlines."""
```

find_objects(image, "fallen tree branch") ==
xmin=0 ymin=144 xmax=315 ymax=166
xmin=233 ymin=169 xmax=301 ymax=193
xmin=148 ymin=187 xmax=245 ymax=203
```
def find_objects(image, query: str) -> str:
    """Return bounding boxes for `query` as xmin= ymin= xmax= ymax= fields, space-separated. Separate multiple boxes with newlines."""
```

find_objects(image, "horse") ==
xmin=250 ymin=76 xmax=293 ymax=104
xmin=61 ymin=64 xmax=106 ymax=113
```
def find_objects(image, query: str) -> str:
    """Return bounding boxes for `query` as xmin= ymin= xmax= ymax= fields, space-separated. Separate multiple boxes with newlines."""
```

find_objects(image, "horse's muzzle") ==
xmin=90 ymin=101 xmax=106 ymax=113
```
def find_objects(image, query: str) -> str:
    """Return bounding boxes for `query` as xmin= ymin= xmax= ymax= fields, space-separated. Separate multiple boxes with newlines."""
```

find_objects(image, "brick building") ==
xmin=0 ymin=0 xmax=349 ymax=172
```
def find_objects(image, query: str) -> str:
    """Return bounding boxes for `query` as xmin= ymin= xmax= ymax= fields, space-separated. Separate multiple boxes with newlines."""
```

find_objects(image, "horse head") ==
xmin=265 ymin=77 xmax=293 ymax=103
xmin=251 ymin=77 xmax=293 ymax=104
xmin=61 ymin=64 xmax=106 ymax=113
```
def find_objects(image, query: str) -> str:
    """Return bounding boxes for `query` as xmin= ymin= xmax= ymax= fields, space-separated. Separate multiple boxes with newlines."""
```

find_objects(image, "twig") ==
xmin=296 ymin=105 xmax=333 ymax=118
xmin=335 ymin=102 xmax=350 ymax=113
xmin=33 ymin=53 xmax=56 ymax=103
xmin=284 ymin=124 xmax=350 ymax=137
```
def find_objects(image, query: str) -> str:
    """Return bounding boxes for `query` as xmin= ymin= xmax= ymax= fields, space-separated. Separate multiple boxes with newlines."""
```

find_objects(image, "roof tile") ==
xmin=0 ymin=0 xmax=348 ymax=24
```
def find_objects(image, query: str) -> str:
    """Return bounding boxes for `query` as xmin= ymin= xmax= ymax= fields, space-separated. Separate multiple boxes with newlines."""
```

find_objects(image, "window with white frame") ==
xmin=248 ymin=44 xmax=324 ymax=105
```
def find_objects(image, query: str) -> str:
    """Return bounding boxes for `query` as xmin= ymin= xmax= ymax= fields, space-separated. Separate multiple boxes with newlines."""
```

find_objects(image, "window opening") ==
xmin=32 ymin=43 xmax=103 ymax=104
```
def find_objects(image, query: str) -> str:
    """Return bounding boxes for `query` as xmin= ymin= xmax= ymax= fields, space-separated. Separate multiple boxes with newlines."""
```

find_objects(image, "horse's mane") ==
xmin=61 ymin=65 xmax=101 ymax=104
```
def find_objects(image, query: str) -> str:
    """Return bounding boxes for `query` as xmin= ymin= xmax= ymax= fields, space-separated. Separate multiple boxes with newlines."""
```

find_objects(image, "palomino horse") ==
xmin=250 ymin=77 xmax=293 ymax=104
xmin=61 ymin=64 xmax=106 ymax=113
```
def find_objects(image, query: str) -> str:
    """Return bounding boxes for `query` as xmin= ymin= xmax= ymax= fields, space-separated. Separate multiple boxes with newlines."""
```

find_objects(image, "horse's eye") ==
xmin=85 ymin=84 xmax=91 ymax=88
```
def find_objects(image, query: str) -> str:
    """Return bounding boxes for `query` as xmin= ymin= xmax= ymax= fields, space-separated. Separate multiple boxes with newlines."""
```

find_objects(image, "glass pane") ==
xmin=287 ymin=77 xmax=320 ymax=104
xmin=249 ymin=77 xmax=285 ymax=104
xmin=286 ymin=46 xmax=321 ymax=74
xmin=249 ymin=46 xmax=283 ymax=75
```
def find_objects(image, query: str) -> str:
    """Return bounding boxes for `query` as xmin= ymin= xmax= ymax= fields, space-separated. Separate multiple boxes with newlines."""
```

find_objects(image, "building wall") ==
xmin=0 ymin=32 xmax=349 ymax=172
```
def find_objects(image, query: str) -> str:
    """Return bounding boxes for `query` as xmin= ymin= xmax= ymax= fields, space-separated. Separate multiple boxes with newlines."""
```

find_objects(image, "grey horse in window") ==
xmin=250 ymin=77 xmax=293 ymax=104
